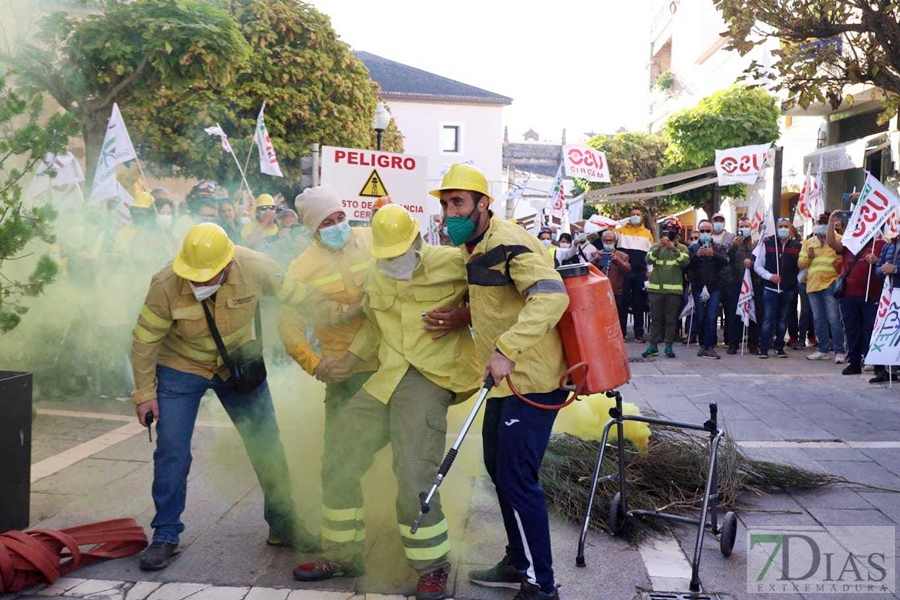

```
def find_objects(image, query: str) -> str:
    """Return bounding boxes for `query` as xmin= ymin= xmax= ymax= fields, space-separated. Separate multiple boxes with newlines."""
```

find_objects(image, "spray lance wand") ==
xmin=411 ymin=374 xmax=495 ymax=534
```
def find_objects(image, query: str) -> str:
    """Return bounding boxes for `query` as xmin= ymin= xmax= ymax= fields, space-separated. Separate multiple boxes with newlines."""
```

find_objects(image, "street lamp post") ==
xmin=372 ymin=101 xmax=390 ymax=151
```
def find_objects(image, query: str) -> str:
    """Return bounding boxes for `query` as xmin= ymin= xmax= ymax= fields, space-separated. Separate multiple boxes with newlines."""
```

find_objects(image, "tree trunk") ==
xmin=82 ymin=111 xmax=110 ymax=189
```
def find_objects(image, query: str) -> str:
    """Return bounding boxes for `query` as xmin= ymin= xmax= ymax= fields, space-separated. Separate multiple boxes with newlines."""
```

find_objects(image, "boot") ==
xmin=293 ymin=556 xmax=365 ymax=581
xmin=417 ymin=568 xmax=449 ymax=600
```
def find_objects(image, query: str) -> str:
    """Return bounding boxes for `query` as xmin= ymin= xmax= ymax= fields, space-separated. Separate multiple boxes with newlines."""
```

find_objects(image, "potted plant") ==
xmin=656 ymin=70 xmax=675 ymax=92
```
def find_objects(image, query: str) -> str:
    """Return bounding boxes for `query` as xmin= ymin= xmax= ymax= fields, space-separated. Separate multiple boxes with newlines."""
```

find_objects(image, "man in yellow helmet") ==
xmin=293 ymin=205 xmax=480 ymax=600
xmin=131 ymin=223 xmax=350 ymax=571
xmin=434 ymin=164 xmax=569 ymax=600
xmin=242 ymin=193 xmax=279 ymax=249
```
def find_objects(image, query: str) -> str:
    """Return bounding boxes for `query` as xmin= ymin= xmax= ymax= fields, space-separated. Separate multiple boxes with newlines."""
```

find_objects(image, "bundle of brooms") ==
xmin=541 ymin=426 xmax=848 ymax=540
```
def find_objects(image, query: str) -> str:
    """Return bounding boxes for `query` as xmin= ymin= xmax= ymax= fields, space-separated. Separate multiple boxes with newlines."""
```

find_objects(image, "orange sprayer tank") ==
xmin=556 ymin=263 xmax=631 ymax=393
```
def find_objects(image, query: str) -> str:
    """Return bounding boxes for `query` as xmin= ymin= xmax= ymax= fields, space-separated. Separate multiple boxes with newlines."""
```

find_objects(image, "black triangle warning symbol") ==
xmin=359 ymin=169 xmax=389 ymax=197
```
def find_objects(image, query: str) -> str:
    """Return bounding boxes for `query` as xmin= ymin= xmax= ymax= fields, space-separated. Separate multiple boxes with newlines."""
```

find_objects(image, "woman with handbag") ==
xmin=826 ymin=212 xmax=885 ymax=375
xmin=130 ymin=223 xmax=348 ymax=571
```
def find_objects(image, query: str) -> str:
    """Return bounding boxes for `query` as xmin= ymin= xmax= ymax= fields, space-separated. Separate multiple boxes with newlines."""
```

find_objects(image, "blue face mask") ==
xmin=739 ymin=227 xmax=751 ymax=238
xmin=629 ymin=215 xmax=641 ymax=226
xmin=777 ymin=227 xmax=790 ymax=239
xmin=319 ymin=221 xmax=351 ymax=250
xmin=817 ymin=225 xmax=828 ymax=235
xmin=603 ymin=243 xmax=615 ymax=251
xmin=713 ymin=222 xmax=725 ymax=233
xmin=699 ymin=232 xmax=712 ymax=244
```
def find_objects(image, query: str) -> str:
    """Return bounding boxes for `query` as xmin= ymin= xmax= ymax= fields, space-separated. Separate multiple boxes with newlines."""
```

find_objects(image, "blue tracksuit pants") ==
xmin=482 ymin=389 xmax=564 ymax=595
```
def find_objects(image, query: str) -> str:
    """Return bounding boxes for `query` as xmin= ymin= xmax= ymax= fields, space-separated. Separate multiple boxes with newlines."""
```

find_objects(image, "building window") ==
xmin=441 ymin=125 xmax=461 ymax=153
xmin=784 ymin=116 xmax=793 ymax=129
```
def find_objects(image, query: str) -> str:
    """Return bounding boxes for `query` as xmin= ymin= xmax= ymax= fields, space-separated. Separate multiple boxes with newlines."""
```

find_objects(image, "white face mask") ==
xmin=189 ymin=272 xmax=225 ymax=302
xmin=156 ymin=214 xmax=173 ymax=229
xmin=377 ymin=246 xmax=419 ymax=280
xmin=239 ymin=216 xmax=251 ymax=226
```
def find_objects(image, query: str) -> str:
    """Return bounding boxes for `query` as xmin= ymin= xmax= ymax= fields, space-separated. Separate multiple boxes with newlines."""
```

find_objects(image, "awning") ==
xmin=802 ymin=132 xmax=888 ymax=173
xmin=583 ymin=166 xmax=716 ymax=203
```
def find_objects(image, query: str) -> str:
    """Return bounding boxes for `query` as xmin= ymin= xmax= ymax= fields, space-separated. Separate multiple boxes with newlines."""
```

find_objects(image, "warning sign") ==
xmin=359 ymin=170 xmax=389 ymax=197
xmin=320 ymin=146 xmax=432 ymax=231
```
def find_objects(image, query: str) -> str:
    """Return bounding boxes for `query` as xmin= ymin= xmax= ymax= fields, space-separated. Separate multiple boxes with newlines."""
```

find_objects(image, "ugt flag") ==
xmin=736 ymin=268 xmax=757 ymax=327
xmin=254 ymin=104 xmax=283 ymax=178
xmin=843 ymin=172 xmax=900 ymax=255
xmin=89 ymin=103 xmax=137 ymax=204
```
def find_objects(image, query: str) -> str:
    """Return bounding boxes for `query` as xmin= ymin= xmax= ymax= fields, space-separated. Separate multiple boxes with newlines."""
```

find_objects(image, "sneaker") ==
xmin=808 ymin=336 xmax=819 ymax=347
xmin=293 ymin=556 xmax=365 ymax=581
xmin=726 ymin=346 xmax=738 ymax=355
xmin=469 ymin=556 xmax=527 ymax=589
xmin=641 ymin=345 xmax=659 ymax=358
xmin=139 ymin=541 xmax=180 ymax=571
xmin=787 ymin=337 xmax=798 ymax=347
xmin=704 ymin=347 xmax=721 ymax=360
xmin=842 ymin=364 xmax=862 ymax=375
xmin=267 ymin=523 xmax=322 ymax=552
xmin=870 ymin=371 xmax=900 ymax=384
xmin=664 ymin=345 xmax=675 ymax=358
xmin=635 ymin=335 xmax=646 ymax=344
xmin=758 ymin=349 xmax=768 ymax=359
xmin=697 ymin=347 xmax=705 ymax=357
xmin=417 ymin=568 xmax=450 ymax=600
xmin=513 ymin=582 xmax=561 ymax=600
xmin=807 ymin=351 xmax=830 ymax=361
xmin=775 ymin=349 xmax=788 ymax=358
xmin=834 ymin=353 xmax=846 ymax=364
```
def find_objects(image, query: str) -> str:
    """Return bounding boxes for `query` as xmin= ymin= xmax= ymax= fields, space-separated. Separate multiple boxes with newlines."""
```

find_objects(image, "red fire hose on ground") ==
xmin=0 ymin=518 xmax=148 ymax=593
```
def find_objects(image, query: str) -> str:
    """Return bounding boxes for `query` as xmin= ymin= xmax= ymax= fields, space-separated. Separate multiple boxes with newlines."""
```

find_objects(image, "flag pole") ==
xmin=242 ymin=103 xmax=264 ymax=200
xmin=219 ymin=122 xmax=255 ymax=200
xmin=741 ymin=322 xmax=746 ymax=356
xmin=865 ymin=241 xmax=876 ymax=303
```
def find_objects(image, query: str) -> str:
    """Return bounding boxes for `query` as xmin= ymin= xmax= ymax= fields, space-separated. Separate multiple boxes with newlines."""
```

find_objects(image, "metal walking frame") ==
xmin=575 ymin=390 xmax=737 ymax=594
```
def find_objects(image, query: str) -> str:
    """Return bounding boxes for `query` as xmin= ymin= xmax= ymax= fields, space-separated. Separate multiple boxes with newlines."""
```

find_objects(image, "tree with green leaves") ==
xmin=0 ymin=79 xmax=80 ymax=333
xmin=129 ymin=0 xmax=402 ymax=197
xmin=6 ymin=0 xmax=250 ymax=182
xmin=578 ymin=131 xmax=688 ymax=225
xmin=662 ymin=86 xmax=780 ymax=216
xmin=714 ymin=0 xmax=900 ymax=119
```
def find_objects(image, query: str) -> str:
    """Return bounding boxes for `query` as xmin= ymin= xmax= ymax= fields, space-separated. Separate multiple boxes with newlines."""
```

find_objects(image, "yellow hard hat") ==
xmin=173 ymin=223 xmax=235 ymax=282
xmin=429 ymin=163 xmax=492 ymax=201
xmin=371 ymin=204 xmax=419 ymax=259
xmin=256 ymin=193 xmax=275 ymax=208
xmin=132 ymin=191 xmax=154 ymax=209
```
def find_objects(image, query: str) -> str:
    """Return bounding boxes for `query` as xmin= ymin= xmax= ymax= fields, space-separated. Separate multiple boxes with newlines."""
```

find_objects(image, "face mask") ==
xmin=319 ymin=221 xmax=351 ymax=250
xmin=239 ymin=216 xmax=251 ymax=226
xmin=189 ymin=272 xmax=225 ymax=302
xmin=699 ymin=232 xmax=712 ymax=244
xmin=739 ymin=227 xmax=751 ymax=238
xmin=629 ymin=215 xmax=641 ymax=226
xmin=377 ymin=245 xmax=419 ymax=280
xmin=777 ymin=227 xmax=790 ymax=239
xmin=817 ymin=225 xmax=827 ymax=235
xmin=713 ymin=222 xmax=725 ymax=233
xmin=665 ymin=230 xmax=679 ymax=241
xmin=541 ymin=239 xmax=552 ymax=248
xmin=559 ymin=242 xmax=571 ymax=249
xmin=444 ymin=204 xmax=480 ymax=246
xmin=156 ymin=214 xmax=173 ymax=229
xmin=603 ymin=243 xmax=615 ymax=251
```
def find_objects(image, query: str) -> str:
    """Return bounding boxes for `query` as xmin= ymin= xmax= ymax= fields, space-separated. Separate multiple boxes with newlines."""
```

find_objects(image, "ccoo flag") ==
xmin=254 ymin=103 xmax=283 ymax=178
xmin=89 ymin=103 xmax=137 ymax=204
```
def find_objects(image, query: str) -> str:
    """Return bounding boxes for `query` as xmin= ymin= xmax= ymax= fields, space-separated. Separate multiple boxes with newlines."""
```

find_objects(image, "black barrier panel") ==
xmin=0 ymin=371 xmax=32 ymax=533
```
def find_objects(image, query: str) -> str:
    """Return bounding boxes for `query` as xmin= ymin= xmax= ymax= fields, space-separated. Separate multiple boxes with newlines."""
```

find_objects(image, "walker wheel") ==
xmin=719 ymin=511 xmax=737 ymax=557
xmin=607 ymin=492 xmax=626 ymax=533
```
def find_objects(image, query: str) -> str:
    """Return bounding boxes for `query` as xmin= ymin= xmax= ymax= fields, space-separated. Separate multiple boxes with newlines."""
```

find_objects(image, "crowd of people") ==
xmin=536 ymin=204 xmax=896 ymax=383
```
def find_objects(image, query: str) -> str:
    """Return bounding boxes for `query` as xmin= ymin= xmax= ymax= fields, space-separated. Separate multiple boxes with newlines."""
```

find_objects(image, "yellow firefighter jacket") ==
xmin=463 ymin=215 xmax=569 ymax=398
xmin=798 ymin=234 xmax=843 ymax=293
xmin=279 ymin=227 xmax=377 ymax=376
xmin=131 ymin=246 xmax=346 ymax=405
xmin=348 ymin=243 xmax=481 ymax=403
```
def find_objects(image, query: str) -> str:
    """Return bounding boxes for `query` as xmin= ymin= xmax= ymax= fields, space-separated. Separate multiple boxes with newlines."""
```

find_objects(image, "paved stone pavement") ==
xmin=5 ymin=346 xmax=900 ymax=600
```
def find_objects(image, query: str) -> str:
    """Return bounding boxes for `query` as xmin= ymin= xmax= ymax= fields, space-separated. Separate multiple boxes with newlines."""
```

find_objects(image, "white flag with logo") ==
xmin=254 ymin=104 xmax=283 ymax=178
xmin=204 ymin=124 xmax=233 ymax=154
xmin=794 ymin=162 xmax=814 ymax=227
xmin=865 ymin=285 xmax=900 ymax=366
xmin=843 ymin=172 xmax=900 ymax=255
xmin=736 ymin=268 xmax=757 ymax=327
xmin=714 ymin=143 xmax=770 ymax=185
xmin=36 ymin=152 xmax=85 ymax=186
xmin=89 ymin=103 xmax=137 ymax=204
